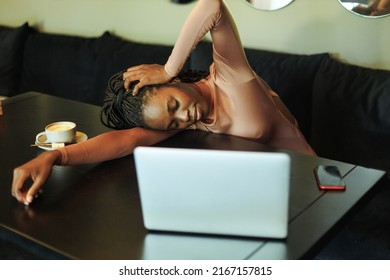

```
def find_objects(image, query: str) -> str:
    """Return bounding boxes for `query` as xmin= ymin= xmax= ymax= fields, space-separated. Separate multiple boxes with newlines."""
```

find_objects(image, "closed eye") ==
xmin=167 ymin=98 xmax=180 ymax=130
xmin=167 ymin=98 xmax=179 ymax=113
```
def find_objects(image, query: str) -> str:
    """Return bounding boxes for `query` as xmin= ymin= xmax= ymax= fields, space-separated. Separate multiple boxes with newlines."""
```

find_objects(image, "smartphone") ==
xmin=313 ymin=165 xmax=346 ymax=191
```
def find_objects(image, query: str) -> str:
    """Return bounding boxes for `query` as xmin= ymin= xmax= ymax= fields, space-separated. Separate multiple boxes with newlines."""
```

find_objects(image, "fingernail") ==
xmin=26 ymin=195 xmax=33 ymax=204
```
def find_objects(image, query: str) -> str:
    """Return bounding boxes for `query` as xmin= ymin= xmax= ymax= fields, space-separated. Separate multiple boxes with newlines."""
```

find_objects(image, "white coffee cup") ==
xmin=45 ymin=121 xmax=77 ymax=143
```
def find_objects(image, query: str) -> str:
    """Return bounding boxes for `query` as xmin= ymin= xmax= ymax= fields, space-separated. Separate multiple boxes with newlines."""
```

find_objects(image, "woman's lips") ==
xmin=194 ymin=104 xmax=201 ymax=122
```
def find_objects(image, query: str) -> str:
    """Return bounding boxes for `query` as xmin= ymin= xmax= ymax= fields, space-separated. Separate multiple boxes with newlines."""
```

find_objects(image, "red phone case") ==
xmin=314 ymin=165 xmax=346 ymax=191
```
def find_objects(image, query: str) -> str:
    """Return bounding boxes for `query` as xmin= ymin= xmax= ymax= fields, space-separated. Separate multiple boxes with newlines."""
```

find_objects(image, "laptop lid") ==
xmin=134 ymin=147 xmax=290 ymax=239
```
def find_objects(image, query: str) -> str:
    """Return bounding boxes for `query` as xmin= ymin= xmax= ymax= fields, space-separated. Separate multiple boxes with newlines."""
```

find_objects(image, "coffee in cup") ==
xmin=45 ymin=121 xmax=76 ymax=143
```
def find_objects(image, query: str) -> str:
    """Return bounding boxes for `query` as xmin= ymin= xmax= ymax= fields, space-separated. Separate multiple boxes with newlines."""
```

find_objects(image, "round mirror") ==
xmin=244 ymin=0 xmax=294 ymax=11
xmin=338 ymin=0 xmax=390 ymax=18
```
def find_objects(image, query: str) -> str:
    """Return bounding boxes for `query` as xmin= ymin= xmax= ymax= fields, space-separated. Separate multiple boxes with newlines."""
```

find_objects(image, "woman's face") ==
xmin=142 ymin=83 xmax=210 ymax=130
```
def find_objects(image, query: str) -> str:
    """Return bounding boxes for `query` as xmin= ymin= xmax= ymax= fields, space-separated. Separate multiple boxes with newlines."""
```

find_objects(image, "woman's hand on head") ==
xmin=123 ymin=64 xmax=173 ymax=95
xmin=12 ymin=150 xmax=61 ymax=205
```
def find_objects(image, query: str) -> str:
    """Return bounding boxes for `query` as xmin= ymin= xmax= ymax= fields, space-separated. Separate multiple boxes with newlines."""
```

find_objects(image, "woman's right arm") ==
xmin=59 ymin=127 xmax=177 ymax=165
xmin=12 ymin=128 xmax=177 ymax=205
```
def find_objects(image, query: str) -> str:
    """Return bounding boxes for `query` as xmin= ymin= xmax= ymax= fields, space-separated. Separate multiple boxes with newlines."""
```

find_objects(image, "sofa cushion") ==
xmin=311 ymin=57 xmax=390 ymax=171
xmin=19 ymin=29 xmax=103 ymax=104
xmin=190 ymin=41 xmax=328 ymax=140
xmin=0 ymin=23 xmax=30 ymax=96
xmin=91 ymin=32 xmax=182 ymax=105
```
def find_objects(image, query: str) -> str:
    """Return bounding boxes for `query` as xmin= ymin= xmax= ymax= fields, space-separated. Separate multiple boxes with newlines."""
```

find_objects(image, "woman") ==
xmin=12 ymin=0 xmax=315 ymax=206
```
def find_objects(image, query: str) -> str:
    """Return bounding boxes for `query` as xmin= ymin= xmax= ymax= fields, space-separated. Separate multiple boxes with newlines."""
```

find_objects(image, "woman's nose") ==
xmin=177 ymin=109 xmax=190 ymax=123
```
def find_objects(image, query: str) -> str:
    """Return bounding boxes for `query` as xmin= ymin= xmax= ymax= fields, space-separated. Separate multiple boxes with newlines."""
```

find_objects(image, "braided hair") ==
xmin=100 ymin=68 xmax=209 ymax=130
xmin=176 ymin=69 xmax=209 ymax=83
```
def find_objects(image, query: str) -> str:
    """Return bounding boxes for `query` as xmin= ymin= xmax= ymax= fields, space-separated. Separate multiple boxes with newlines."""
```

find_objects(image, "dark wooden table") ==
xmin=0 ymin=92 xmax=385 ymax=259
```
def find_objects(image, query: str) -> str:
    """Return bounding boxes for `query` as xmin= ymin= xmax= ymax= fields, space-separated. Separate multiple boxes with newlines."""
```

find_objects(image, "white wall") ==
xmin=0 ymin=0 xmax=389 ymax=70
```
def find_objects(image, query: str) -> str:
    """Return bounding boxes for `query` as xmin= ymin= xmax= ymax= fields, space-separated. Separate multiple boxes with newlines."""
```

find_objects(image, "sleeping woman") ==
xmin=12 ymin=0 xmax=315 ymax=205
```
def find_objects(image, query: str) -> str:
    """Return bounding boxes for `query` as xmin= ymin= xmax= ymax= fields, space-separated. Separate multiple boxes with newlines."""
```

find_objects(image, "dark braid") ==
xmin=176 ymin=69 xmax=210 ymax=83
xmin=100 ymin=71 xmax=150 ymax=129
xmin=100 ymin=68 xmax=210 ymax=130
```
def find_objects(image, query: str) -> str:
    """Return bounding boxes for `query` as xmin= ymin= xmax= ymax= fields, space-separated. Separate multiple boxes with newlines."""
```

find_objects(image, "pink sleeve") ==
xmin=165 ymin=0 xmax=254 ymax=83
xmin=58 ymin=128 xmax=177 ymax=165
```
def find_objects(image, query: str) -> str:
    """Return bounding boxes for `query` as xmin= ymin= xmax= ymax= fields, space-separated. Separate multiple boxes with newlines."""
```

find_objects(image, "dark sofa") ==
xmin=1 ymin=22 xmax=390 ymax=258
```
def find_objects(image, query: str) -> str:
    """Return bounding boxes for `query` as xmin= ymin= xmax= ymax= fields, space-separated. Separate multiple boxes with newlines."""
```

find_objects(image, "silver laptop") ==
xmin=134 ymin=147 xmax=291 ymax=239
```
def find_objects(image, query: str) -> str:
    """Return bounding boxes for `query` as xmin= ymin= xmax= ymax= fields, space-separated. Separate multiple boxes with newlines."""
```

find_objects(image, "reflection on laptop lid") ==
xmin=134 ymin=147 xmax=290 ymax=239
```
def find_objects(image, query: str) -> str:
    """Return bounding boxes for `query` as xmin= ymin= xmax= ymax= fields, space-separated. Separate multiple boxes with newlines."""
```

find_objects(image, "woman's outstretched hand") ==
xmin=123 ymin=64 xmax=173 ymax=95
xmin=12 ymin=150 xmax=61 ymax=205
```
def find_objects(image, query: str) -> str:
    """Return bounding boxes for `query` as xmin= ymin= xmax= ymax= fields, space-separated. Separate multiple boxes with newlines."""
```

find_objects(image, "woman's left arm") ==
xmin=166 ymin=0 xmax=254 ymax=84
xmin=123 ymin=0 xmax=221 ymax=93
xmin=123 ymin=0 xmax=253 ymax=92
xmin=123 ymin=64 xmax=172 ymax=94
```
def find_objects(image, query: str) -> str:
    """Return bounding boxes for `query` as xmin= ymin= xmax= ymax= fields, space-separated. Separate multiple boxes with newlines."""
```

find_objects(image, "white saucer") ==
xmin=35 ymin=131 xmax=88 ymax=150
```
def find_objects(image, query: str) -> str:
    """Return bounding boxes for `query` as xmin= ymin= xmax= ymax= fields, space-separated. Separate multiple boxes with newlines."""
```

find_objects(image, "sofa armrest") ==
xmin=311 ymin=57 xmax=390 ymax=172
xmin=0 ymin=23 xmax=30 ymax=97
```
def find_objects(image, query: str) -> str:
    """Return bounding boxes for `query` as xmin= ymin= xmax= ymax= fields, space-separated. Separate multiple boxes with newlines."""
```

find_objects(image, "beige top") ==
xmin=165 ymin=0 xmax=315 ymax=155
